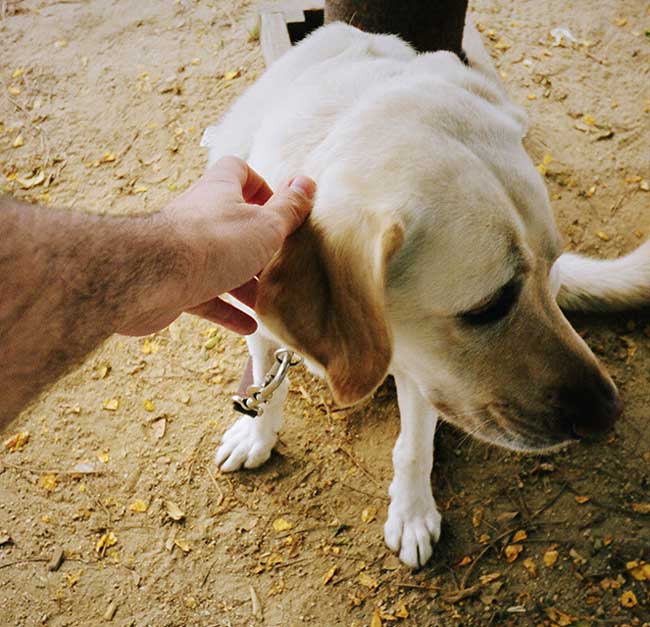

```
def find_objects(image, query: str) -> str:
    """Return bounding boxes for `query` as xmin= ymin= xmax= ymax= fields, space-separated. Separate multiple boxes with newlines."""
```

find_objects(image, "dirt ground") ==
xmin=1 ymin=1 xmax=649 ymax=626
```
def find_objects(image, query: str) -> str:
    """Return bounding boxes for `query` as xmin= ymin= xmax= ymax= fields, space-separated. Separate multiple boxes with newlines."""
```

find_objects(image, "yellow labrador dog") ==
xmin=201 ymin=22 xmax=650 ymax=567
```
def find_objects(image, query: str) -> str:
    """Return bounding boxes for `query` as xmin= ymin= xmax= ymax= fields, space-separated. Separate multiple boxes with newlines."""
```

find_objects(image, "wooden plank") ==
xmin=260 ymin=10 xmax=292 ymax=65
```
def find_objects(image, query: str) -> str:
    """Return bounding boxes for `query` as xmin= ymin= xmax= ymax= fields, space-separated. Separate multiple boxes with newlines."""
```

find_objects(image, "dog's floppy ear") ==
xmin=256 ymin=215 xmax=404 ymax=406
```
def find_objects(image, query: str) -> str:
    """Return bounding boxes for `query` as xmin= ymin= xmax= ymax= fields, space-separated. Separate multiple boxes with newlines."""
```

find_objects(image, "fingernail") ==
xmin=289 ymin=176 xmax=316 ymax=200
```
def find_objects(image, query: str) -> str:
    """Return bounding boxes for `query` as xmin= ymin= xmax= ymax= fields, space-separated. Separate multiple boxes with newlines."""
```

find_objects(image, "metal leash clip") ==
xmin=232 ymin=349 xmax=303 ymax=417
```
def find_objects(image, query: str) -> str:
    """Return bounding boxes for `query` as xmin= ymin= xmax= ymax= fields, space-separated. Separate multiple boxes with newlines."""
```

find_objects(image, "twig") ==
xmin=339 ymin=481 xmax=389 ymax=502
xmin=336 ymin=446 xmax=381 ymax=487
xmin=0 ymin=558 xmax=48 ymax=570
xmin=204 ymin=465 xmax=225 ymax=507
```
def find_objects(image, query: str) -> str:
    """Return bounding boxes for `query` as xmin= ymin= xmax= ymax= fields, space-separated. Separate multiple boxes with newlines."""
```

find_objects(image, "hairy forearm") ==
xmin=0 ymin=196 xmax=188 ymax=430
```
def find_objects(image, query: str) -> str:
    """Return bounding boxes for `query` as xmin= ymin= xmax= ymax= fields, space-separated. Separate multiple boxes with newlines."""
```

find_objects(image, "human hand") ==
xmin=148 ymin=156 xmax=315 ymax=335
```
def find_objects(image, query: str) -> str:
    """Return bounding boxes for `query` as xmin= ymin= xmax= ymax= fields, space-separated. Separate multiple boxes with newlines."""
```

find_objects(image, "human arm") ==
xmin=0 ymin=156 xmax=315 ymax=429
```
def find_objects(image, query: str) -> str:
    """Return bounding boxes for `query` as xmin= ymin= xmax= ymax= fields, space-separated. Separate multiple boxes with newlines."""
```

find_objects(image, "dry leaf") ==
xmin=174 ymin=537 xmax=191 ymax=552
xmin=620 ymin=591 xmax=637 ymax=607
xmin=583 ymin=114 xmax=597 ymax=126
xmin=631 ymin=502 xmax=650 ymax=514
xmin=143 ymin=399 xmax=155 ymax=412
xmin=99 ymin=152 xmax=116 ymax=163
xmin=165 ymin=500 xmax=185 ymax=521
xmin=272 ymin=518 xmax=293 ymax=532
xmin=223 ymin=69 xmax=241 ymax=80
xmin=494 ymin=37 xmax=510 ymax=50
xmin=95 ymin=531 xmax=117 ymax=554
xmin=141 ymin=338 xmax=159 ymax=355
xmin=626 ymin=560 xmax=650 ymax=581
xmin=479 ymin=572 xmax=501 ymax=585
xmin=96 ymin=450 xmax=109 ymax=464
xmin=358 ymin=572 xmax=378 ymax=589
xmin=394 ymin=601 xmax=409 ymax=619
xmin=39 ymin=474 xmax=57 ymax=491
xmin=504 ymin=544 xmax=523 ymax=563
xmin=361 ymin=507 xmax=377 ymax=523
xmin=17 ymin=171 xmax=45 ymax=189
xmin=575 ymin=495 xmax=591 ymax=504
xmin=322 ymin=565 xmax=338 ymax=585
xmin=512 ymin=529 xmax=528 ymax=543
xmin=370 ymin=610 xmax=382 ymax=627
xmin=595 ymin=231 xmax=609 ymax=241
xmin=3 ymin=431 xmax=30 ymax=452
xmin=569 ymin=548 xmax=587 ymax=565
xmin=152 ymin=417 xmax=166 ymax=440
xmin=8 ymin=86 xmax=20 ymax=96
xmin=522 ymin=557 xmax=537 ymax=577
xmin=128 ymin=499 xmax=148 ymax=513
xmin=12 ymin=134 xmax=24 ymax=148
xmin=545 ymin=608 xmax=575 ymax=626
xmin=457 ymin=556 xmax=473 ymax=567
xmin=472 ymin=507 xmax=484 ymax=527
xmin=103 ymin=398 xmax=119 ymax=411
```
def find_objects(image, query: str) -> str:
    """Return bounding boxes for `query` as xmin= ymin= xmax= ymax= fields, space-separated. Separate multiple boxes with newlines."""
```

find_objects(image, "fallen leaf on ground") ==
xmin=141 ymin=338 xmax=159 ymax=355
xmin=544 ymin=549 xmax=559 ymax=568
xmin=522 ymin=557 xmax=537 ymax=577
xmin=545 ymin=608 xmax=575 ymax=626
xmin=39 ymin=474 xmax=57 ymax=491
xmin=272 ymin=517 xmax=293 ymax=532
xmin=358 ymin=572 xmax=378 ymax=589
xmin=504 ymin=544 xmax=523 ymax=562
xmin=3 ymin=431 xmax=30 ymax=451
xmin=512 ymin=529 xmax=528 ymax=543
xmin=128 ymin=499 xmax=148 ymax=513
xmin=103 ymin=398 xmax=119 ymax=411
xmin=95 ymin=531 xmax=117 ymax=554
xmin=223 ymin=69 xmax=241 ymax=80
xmin=322 ymin=565 xmax=337 ymax=585
xmin=17 ymin=171 xmax=45 ymax=189
xmin=457 ymin=556 xmax=472 ymax=567
xmin=143 ymin=399 xmax=155 ymax=412
xmin=12 ymin=134 xmax=24 ymax=148
xmin=620 ymin=590 xmax=637 ymax=607
xmin=361 ymin=506 xmax=377 ymax=523
xmin=631 ymin=502 xmax=650 ymax=514
xmin=97 ymin=450 xmax=109 ymax=464
xmin=165 ymin=500 xmax=185 ymax=521
xmin=174 ymin=537 xmax=191 ymax=552
xmin=394 ymin=601 xmax=409 ymax=619
xmin=152 ymin=417 xmax=166 ymax=440
xmin=479 ymin=572 xmax=501 ymax=585
xmin=575 ymin=495 xmax=591 ymax=504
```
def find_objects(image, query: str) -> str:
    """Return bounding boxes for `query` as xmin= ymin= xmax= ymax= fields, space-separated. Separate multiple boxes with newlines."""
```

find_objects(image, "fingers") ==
xmin=263 ymin=176 xmax=316 ymax=239
xmin=187 ymin=297 xmax=257 ymax=335
xmin=229 ymin=278 xmax=258 ymax=309
xmin=202 ymin=156 xmax=274 ymax=205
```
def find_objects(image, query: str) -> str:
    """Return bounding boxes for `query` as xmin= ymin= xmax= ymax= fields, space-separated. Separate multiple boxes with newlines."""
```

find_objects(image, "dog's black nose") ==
xmin=556 ymin=378 xmax=622 ymax=439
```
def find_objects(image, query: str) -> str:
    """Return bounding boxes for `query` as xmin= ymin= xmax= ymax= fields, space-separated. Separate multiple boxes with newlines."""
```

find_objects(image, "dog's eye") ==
xmin=460 ymin=280 xmax=520 ymax=325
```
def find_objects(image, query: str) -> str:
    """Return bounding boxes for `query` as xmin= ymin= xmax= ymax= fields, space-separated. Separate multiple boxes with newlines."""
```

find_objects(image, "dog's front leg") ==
xmin=215 ymin=331 xmax=287 ymax=472
xmin=384 ymin=371 xmax=441 ymax=568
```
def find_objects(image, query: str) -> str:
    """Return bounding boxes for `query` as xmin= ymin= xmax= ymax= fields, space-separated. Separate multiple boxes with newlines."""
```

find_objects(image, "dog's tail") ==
xmin=555 ymin=241 xmax=650 ymax=312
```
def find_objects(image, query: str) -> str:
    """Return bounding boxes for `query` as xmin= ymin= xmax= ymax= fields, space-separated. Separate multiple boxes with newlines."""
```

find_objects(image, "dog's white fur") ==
xmin=202 ymin=22 xmax=650 ymax=568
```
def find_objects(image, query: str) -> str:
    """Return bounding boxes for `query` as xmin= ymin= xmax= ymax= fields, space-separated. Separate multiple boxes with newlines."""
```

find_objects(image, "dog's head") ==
xmin=257 ymin=69 xmax=620 ymax=452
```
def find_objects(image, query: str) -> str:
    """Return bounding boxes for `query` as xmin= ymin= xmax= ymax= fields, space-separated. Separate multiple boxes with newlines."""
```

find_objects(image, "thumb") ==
xmin=263 ymin=176 xmax=316 ymax=238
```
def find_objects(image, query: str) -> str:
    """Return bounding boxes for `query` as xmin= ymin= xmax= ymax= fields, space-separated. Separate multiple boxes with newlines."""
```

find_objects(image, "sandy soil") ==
xmin=1 ymin=1 xmax=649 ymax=626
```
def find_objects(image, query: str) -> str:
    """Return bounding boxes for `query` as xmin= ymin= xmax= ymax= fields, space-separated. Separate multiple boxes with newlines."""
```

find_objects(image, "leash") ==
xmin=232 ymin=349 xmax=303 ymax=417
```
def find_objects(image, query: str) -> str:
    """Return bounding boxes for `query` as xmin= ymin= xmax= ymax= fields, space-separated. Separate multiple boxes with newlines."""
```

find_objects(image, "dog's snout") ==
xmin=555 ymin=375 xmax=621 ymax=439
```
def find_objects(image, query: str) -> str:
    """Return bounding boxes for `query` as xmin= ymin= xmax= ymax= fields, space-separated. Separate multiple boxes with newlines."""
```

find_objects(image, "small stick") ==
xmin=336 ymin=446 xmax=381 ymax=487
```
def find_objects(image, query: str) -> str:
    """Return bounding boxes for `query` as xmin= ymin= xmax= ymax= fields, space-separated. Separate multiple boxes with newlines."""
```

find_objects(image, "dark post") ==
xmin=324 ymin=0 xmax=468 ymax=56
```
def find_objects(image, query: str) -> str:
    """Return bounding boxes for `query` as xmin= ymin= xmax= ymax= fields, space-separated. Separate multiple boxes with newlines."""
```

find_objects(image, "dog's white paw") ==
xmin=215 ymin=416 xmax=277 ymax=472
xmin=384 ymin=494 xmax=442 ymax=568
